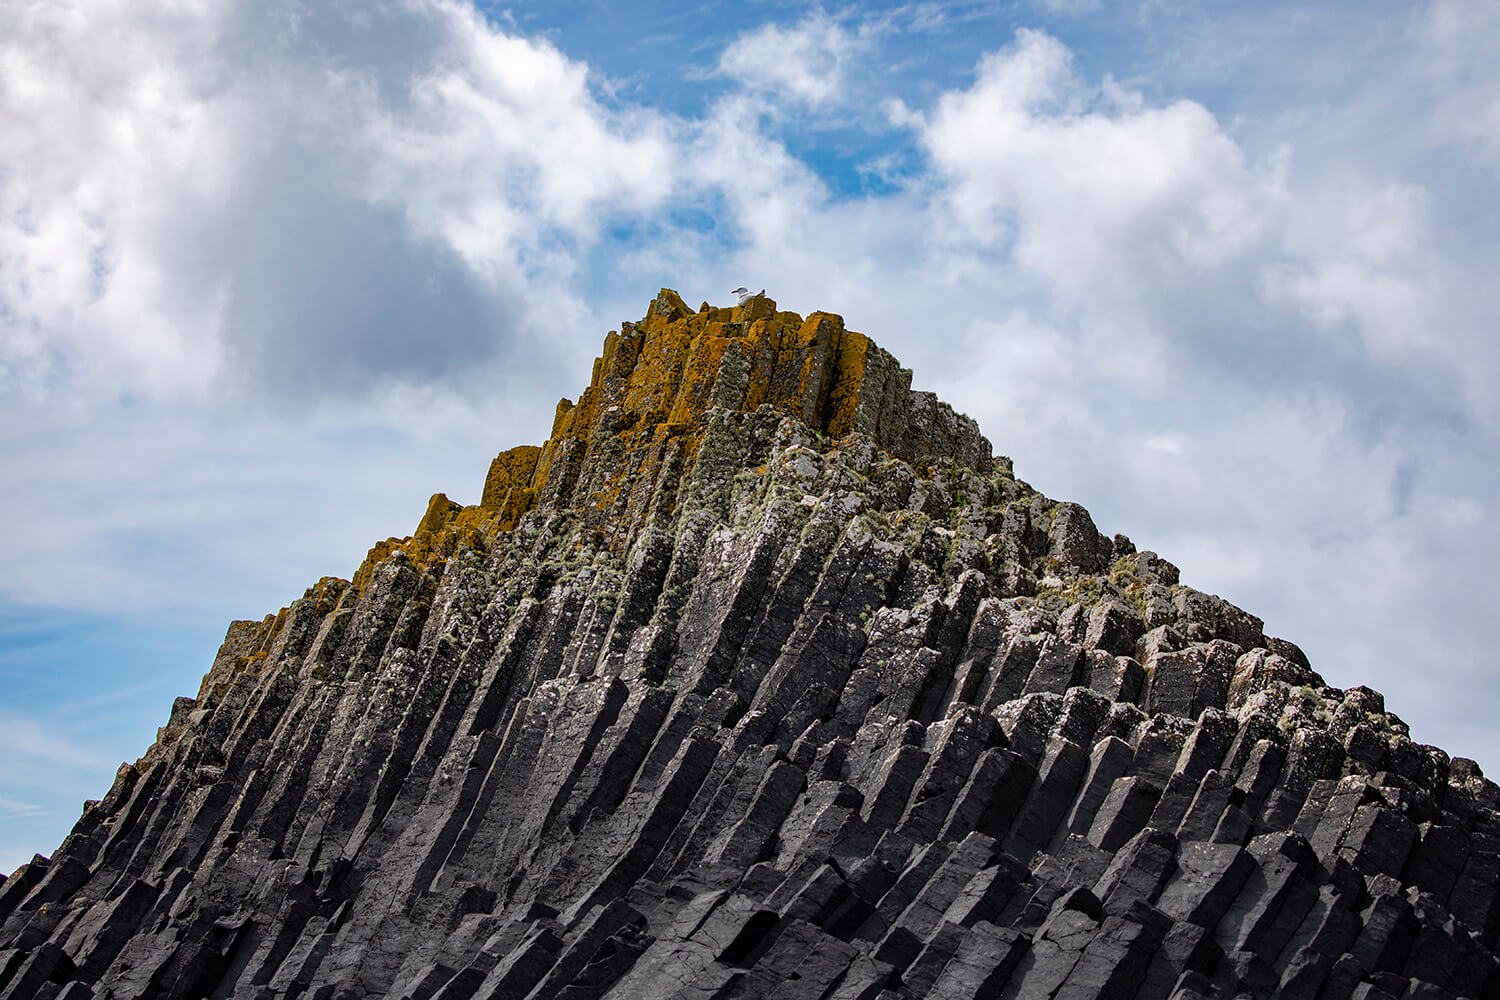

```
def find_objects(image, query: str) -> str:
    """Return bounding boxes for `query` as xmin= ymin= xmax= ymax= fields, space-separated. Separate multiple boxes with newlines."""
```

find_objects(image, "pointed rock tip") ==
xmin=649 ymin=288 xmax=691 ymax=323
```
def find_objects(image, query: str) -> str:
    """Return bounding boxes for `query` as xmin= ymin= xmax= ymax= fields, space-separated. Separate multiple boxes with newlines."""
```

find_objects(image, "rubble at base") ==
xmin=2 ymin=290 xmax=1496 ymax=1000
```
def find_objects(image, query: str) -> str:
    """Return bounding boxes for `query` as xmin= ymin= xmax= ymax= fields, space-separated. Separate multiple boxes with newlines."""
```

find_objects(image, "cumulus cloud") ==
xmin=918 ymin=29 xmax=1271 ymax=303
xmin=1263 ymin=180 xmax=1454 ymax=372
xmin=360 ymin=2 xmax=676 ymax=276
xmin=0 ymin=0 xmax=674 ymax=404
xmin=718 ymin=11 xmax=873 ymax=107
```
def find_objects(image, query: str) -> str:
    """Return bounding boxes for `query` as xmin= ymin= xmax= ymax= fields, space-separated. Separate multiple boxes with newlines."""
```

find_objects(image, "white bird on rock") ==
xmin=731 ymin=286 xmax=764 ymax=305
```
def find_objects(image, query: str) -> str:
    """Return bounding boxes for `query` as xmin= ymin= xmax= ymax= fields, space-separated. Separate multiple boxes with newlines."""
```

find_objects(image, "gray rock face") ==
xmin=1 ymin=293 xmax=1495 ymax=999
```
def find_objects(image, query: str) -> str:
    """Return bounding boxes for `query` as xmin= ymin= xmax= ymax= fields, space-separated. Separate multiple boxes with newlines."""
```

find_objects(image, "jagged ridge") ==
xmin=1 ymin=290 xmax=1497 ymax=1000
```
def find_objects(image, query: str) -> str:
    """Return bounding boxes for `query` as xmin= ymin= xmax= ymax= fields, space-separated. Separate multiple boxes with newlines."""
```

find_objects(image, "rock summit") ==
xmin=2 ymin=290 xmax=1495 ymax=999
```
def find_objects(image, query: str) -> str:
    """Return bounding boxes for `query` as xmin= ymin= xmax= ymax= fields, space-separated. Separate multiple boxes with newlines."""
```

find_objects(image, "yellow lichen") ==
xmin=482 ymin=445 xmax=542 ymax=522
xmin=350 ymin=288 xmax=983 ymax=600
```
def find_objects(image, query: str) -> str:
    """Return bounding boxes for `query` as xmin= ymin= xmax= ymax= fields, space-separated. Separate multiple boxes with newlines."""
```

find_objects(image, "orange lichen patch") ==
xmin=482 ymin=445 xmax=542 ymax=513
xmin=621 ymin=318 xmax=696 ymax=423
xmin=414 ymin=493 xmax=463 ymax=538
xmin=350 ymin=494 xmax=512 ymax=596
xmin=760 ymin=313 xmax=836 ymax=426
xmin=732 ymin=294 xmax=777 ymax=324
xmin=494 ymin=486 xmax=536 ymax=530
xmin=352 ymin=288 xmax=990 ymax=591
xmin=307 ymin=576 xmax=349 ymax=602
xmin=645 ymin=288 xmax=692 ymax=329
xmin=527 ymin=293 xmax=860 ymax=484
xmin=550 ymin=398 xmax=576 ymax=438
xmin=666 ymin=334 xmax=733 ymax=427
xmin=599 ymin=328 xmax=645 ymax=385
xmin=352 ymin=538 xmax=407 ymax=594
xmin=499 ymin=290 xmax=892 ymax=526
xmin=403 ymin=494 xmax=490 ymax=570
xmin=824 ymin=329 xmax=873 ymax=438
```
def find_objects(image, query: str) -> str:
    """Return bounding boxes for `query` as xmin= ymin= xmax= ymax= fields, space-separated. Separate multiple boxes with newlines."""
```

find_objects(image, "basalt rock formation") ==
xmin=2 ymin=289 xmax=1497 ymax=1000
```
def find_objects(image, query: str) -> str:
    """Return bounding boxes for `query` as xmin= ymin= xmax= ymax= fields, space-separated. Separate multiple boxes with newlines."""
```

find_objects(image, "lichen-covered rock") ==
xmin=1 ymin=290 xmax=1491 ymax=1000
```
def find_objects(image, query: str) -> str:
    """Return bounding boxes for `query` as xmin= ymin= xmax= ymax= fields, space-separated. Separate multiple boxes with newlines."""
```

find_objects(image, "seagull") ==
xmin=731 ymin=286 xmax=765 ymax=305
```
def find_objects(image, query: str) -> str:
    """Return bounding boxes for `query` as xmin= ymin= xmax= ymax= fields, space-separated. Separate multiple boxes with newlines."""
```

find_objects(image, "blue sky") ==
xmin=3 ymin=0 xmax=1498 ymax=873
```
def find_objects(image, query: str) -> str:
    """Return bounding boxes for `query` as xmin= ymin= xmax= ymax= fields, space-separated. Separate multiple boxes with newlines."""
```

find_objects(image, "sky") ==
xmin=2 ymin=0 xmax=1498 ymax=875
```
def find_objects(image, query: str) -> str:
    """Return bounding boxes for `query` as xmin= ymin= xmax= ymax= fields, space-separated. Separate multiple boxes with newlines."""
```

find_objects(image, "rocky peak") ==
xmin=486 ymin=287 xmax=990 ymax=525
xmin=360 ymin=287 xmax=992 ymax=590
xmin=1 ymin=290 xmax=1495 ymax=1000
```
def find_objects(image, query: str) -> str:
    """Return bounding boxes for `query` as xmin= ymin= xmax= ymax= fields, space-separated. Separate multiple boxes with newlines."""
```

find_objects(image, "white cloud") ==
xmin=1264 ymin=179 xmax=1435 ymax=340
xmin=0 ymin=0 xmax=674 ymax=404
xmin=1420 ymin=0 xmax=1500 ymax=167
xmin=684 ymin=94 xmax=832 ymax=253
xmin=361 ymin=2 xmax=676 ymax=280
xmin=718 ymin=11 xmax=872 ymax=107
xmin=918 ymin=29 xmax=1272 ymax=303
xmin=0 ymin=0 xmax=237 ymax=397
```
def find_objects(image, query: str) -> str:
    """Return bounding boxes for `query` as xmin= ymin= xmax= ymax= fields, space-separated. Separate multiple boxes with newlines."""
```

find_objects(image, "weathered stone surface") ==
xmin=2 ymin=290 xmax=1493 ymax=1000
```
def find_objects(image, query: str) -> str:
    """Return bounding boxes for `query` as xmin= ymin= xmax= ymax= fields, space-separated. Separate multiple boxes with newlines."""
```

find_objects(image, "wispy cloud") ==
xmin=54 ymin=679 xmax=167 ymax=720
xmin=0 ymin=795 xmax=47 ymax=819
xmin=0 ymin=715 xmax=112 ymax=771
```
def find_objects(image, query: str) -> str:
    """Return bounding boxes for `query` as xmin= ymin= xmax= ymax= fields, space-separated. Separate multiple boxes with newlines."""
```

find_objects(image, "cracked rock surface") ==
xmin=2 ymin=290 xmax=1496 ymax=999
